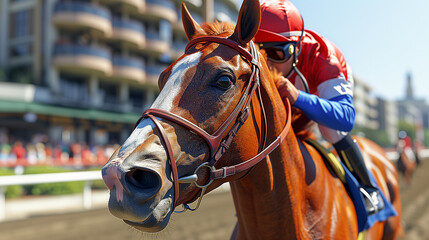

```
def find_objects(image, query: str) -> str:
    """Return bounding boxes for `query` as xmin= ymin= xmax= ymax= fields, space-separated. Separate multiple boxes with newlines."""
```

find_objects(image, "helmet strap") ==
xmin=291 ymin=17 xmax=310 ymax=93
xmin=293 ymin=16 xmax=305 ymax=65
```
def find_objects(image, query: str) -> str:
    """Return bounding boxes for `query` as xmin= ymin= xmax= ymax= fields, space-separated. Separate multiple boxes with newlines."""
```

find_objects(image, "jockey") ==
xmin=397 ymin=131 xmax=416 ymax=162
xmin=398 ymin=131 xmax=413 ymax=150
xmin=254 ymin=0 xmax=384 ymax=214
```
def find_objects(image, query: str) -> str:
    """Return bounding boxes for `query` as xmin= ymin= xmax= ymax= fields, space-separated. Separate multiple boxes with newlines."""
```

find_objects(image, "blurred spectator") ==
xmin=104 ymin=145 xmax=116 ymax=160
xmin=81 ymin=144 xmax=95 ymax=165
xmin=70 ymin=143 xmax=82 ymax=165
xmin=61 ymin=143 xmax=70 ymax=164
xmin=0 ymin=142 xmax=11 ymax=162
xmin=52 ymin=144 xmax=63 ymax=165
xmin=12 ymin=141 xmax=26 ymax=165
xmin=96 ymin=146 xmax=107 ymax=165
xmin=0 ymin=134 xmax=118 ymax=167
xmin=36 ymin=142 xmax=47 ymax=163
xmin=45 ymin=144 xmax=53 ymax=164
xmin=26 ymin=143 xmax=38 ymax=165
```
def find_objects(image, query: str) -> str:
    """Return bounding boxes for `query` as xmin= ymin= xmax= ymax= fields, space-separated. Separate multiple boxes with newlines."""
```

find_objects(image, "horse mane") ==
xmin=260 ymin=57 xmax=316 ymax=140
xmin=195 ymin=21 xmax=316 ymax=140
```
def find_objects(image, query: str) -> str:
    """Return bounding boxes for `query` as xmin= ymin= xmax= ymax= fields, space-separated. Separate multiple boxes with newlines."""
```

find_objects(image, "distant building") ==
xmin=405 ymin=71 xmax=414 ymax=100
xmin=0 ymin=0 xmax=238 ymax=146
xmin=376 ymin=97 xmax=398 ymax=144
xmin=397 ymin=71 xmax=429 ymax=145
xmin=353 ymin=75 xmax=379 ymax=129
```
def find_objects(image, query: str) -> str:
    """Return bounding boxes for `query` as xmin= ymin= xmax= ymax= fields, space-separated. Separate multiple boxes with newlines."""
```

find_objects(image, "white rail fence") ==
xmin=0 ymin=171 xmax=102 ymax=221
xmin=386 ymin=149 xmax=429 ymax=162
xmin=0 ymin=150 xmax=428 ymax=222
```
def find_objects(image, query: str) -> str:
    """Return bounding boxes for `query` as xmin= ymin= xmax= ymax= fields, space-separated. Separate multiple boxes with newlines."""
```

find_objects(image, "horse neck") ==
xmin=229 ymin=68 xmax=309 ymax=239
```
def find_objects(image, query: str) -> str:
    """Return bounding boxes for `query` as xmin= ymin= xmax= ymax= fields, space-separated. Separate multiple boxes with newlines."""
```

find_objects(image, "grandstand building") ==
xmin=0 ymin=0 xmax=238 ymax=146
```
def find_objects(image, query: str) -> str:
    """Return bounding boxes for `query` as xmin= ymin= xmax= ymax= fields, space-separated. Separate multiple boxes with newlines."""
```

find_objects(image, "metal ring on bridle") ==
xmin=194 ymin=162 xmax=215 ymax=188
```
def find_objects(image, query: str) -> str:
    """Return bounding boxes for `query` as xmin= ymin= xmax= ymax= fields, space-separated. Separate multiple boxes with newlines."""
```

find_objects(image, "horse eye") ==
xmin=215 ymin=75 xmax=233 ymax=89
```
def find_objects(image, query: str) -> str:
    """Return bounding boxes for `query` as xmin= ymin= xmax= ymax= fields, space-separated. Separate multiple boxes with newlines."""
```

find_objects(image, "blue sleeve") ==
xmin=293 ymin=90 xmax=355 ymax=131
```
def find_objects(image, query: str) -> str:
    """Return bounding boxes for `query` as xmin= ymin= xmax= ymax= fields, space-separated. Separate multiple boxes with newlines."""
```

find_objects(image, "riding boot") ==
xmin=334 ymin=134 xmax=385 ymax=215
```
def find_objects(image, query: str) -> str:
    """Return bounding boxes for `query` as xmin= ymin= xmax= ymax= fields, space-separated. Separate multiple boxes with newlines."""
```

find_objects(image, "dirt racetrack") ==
xmin=0 ymin=159 xmax=428 ymax=240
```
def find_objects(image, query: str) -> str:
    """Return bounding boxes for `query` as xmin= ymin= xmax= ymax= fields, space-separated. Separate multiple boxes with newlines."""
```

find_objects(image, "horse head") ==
xmin=101 ymin=0 xmax=289 ymax=232
xmin=100 ymin=1 xmax=405 ymax=238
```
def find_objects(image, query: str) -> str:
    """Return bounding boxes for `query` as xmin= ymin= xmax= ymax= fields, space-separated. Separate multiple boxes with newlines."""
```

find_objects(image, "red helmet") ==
xmin=254 ymin=0 xmax=304 ymax=43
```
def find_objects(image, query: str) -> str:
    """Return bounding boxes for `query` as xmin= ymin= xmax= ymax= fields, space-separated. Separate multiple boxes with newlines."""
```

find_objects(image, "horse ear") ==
xmin=231 ymin=0 xmax=261 ymax=46
xmin=181 ymin=2 xmax=205 ymax=41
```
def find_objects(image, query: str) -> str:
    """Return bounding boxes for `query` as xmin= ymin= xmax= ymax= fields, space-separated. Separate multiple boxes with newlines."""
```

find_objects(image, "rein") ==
xmin=135 ymin=36 xmax=292 ymax=212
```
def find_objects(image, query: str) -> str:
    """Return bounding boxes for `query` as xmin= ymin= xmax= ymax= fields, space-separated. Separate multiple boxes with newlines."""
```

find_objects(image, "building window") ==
xmin=99 ymin=82 xmax=119 ymax=106
xmin=159 ymin=20 xmax=172 ymax=43
xmin=129 ymin=88 xmax=145 ymax=110
xmin=10 ymin=42 xmax=32 ymax=57
xmin=10 ymin=9 xmax=33 ymax=38
xmin=59 ymin=74 xmax=90 ymax=104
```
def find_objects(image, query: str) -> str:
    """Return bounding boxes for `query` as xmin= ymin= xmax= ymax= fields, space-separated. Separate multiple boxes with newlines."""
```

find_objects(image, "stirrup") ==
xmin=359 ymin=187 xmax=384 ymax=215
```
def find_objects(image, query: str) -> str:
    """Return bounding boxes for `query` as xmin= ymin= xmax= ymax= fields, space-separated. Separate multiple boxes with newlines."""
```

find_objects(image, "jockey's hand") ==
xmin=275 ymin=76 xmax=299 ymax=105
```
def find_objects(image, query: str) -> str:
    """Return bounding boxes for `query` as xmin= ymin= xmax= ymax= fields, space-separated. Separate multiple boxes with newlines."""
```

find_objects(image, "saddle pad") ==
xmin=341 ymin=161 xmax=398 ymax=232
xmin=301 ymin=139 xmax=398 ymax=232
xmin=305 ymin=138 xmax=346 ymax=184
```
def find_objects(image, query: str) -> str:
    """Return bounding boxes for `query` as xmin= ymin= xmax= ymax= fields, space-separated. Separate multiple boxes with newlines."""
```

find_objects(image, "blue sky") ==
xmin=236 ymin=0 xmax=429 ymax=101
xmin=290 ymin=1 xmax=429 ymax=101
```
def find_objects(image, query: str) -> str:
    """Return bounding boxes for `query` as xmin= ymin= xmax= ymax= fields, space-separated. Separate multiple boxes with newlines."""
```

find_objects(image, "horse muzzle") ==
xmin=102 ymin=157 xmax=175 ymax=232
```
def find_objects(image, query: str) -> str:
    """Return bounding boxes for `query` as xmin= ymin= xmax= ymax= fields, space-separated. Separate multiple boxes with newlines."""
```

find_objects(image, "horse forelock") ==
xmin=157 ymin=22 xmax=234 ymax=88
xmin=193 ymin=21 xmax=235 ymax=39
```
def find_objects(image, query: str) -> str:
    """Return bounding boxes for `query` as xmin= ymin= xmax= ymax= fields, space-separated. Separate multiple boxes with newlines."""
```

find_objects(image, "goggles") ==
xmin=262 ymin=42 xmax=295 ymax=63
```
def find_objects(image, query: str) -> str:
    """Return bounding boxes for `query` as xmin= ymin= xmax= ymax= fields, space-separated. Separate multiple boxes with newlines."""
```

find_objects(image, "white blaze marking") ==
xmin=151 ymin=52 xmax=202 ymax=111
xmin=118 ymin=52 xmax=202 ymax=157
xmin=118 ymin=118 xmax=155 ymax=158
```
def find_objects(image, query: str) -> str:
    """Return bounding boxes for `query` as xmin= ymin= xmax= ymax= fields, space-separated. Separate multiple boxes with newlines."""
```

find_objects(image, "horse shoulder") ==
xmin=301 ymin=141 xmax=358 ymax=238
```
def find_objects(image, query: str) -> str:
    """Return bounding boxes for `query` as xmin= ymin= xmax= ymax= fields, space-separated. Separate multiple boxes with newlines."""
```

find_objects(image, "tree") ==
xmin=351 ymin=127 xmax=392 ymax=148
xmin=398 ymin=120 xmax=416 ymax=141
xmin=0 ymin=67 xmax=4 ymax=81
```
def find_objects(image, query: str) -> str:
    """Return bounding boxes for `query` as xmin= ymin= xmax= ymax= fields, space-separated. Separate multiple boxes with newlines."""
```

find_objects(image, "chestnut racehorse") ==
xmin=102 ymin=0 xmax=402 ymax=238
xmin=396 ymin=143 xmax=417 ymax=186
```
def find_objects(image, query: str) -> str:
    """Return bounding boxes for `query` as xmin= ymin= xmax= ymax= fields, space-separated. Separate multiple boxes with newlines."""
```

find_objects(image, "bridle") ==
xmin=135 ymin=36 xmax=292 ymax=212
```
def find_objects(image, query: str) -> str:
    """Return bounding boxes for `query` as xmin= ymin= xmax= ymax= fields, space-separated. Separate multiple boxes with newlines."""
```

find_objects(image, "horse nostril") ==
xmin=126 ymin=169 xmax=161 ymax=191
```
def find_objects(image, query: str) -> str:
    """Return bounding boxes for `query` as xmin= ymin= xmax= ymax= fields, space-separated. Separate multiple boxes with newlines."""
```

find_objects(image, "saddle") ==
xmin=305 ymin=138 xmax=346 ymax=184
xmin=299 ymin=138 xmax=397 ymax=233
